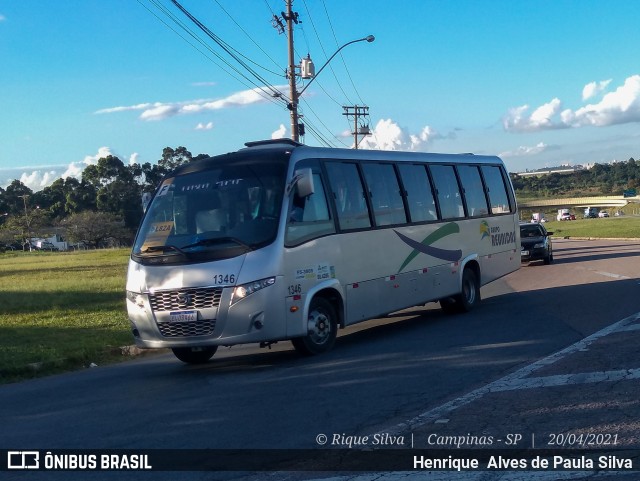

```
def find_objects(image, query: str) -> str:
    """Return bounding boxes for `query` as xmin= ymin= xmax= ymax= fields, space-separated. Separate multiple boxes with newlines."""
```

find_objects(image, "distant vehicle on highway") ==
xmin=531 ymin=212 xmax=547 ymax=223
xmin=598 ymin=211 xmax=610 ymax=218
xmin=520 ymin=222 xmax=553 ymax=265
xmin=584 ymin=207 xmax=598 ymax=218
xmin=559 ymin=212 xmax=575 ymax=221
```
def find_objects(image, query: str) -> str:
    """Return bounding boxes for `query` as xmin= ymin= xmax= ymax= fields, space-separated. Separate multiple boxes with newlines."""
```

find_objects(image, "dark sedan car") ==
xmin=520 ymin=222 xmax=553 ymax=264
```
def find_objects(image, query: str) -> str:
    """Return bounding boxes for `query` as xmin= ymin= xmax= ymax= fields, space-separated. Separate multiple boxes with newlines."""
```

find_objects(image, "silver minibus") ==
xmin=126 ymin=139 xmax=520 ymax=363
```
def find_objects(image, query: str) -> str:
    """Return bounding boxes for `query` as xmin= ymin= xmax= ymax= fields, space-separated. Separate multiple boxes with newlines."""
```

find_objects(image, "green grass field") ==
xmin=540 ymin=215 xmax=640 ymax=239
xmin=0 ymin=249 xmax=133 ymax=383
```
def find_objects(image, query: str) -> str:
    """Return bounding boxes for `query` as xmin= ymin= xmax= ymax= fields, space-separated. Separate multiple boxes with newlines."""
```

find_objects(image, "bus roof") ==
xmin=239 ymin=139 xmax=503 ymax=165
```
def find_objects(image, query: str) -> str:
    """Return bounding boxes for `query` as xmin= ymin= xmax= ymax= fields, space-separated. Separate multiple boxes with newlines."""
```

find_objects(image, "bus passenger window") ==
xmin=397 ymin=164 xmax=437 ymax=222
xmin=429 ymin=164 xmax=464 ymax=219
xmin=326 ymin=162 xmax=371 ymax=230
xmin=362 ymin=163 xmax=406 ymax=226
xmin=457 ymin=165 xmax=489 ymax=217
xmin=481 ymin=165 xmax=512 ymax=214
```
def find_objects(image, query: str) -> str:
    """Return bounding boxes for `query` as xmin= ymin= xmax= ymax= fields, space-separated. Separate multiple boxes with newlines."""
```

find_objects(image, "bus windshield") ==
xmin=132 ymin=160 xmax=287 ymax=264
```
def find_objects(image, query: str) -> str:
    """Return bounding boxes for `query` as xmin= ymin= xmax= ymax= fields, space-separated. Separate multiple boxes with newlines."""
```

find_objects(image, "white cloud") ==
xmin=504 ymin=75 xmax=640 ymax=132
xmin=358 ymin=119 xmax=447 ymax=151
xmin=191 ymin=81 xmax=216 ymax=87
xmin=20 ymin=170 xmax=58 ymax=191
xmin=3 ymin=147 xmax=119 ymax=192
xmin=503 ymin=98 xmax=565 ymax=132
xmin=96 ymin=85 xmax=288 ymax=121
xmin=500 ymin=142 xmax=550 ymax=158
xmin=195 ymin=122 xmax=214 ymax=130
xmin=0 ymin=14 xmax=6 ymax=22
xmin=572 ymin=75 xmax=640 ymax=127
xmin=271 ymin=124 xmax=287 ymax=139
xmin=582 ymin=79 xmax=611 ymax=101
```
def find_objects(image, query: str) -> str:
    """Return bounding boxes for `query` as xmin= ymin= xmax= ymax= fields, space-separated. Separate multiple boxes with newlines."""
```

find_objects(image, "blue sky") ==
xmin=2 ymin=0 xmax=640 ymax=191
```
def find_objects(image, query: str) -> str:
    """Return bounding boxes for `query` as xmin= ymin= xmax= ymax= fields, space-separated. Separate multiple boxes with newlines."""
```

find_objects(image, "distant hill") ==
xmin=510 ymin=158 xmax=639 ymax=198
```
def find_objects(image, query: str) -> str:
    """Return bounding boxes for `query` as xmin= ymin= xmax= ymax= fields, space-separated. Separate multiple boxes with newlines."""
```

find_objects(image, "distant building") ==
xmin=515 ymin=165 xmax=586 ymax=177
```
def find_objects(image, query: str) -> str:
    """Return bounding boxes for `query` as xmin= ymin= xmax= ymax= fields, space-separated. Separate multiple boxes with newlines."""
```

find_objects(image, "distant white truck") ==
xmin=557 ymin=208 xmax=570 ymax=221
xmin=30 ymin=235 xmax=68 ymax=251
xmin=531 ymin=212 xmax=547 ymax=223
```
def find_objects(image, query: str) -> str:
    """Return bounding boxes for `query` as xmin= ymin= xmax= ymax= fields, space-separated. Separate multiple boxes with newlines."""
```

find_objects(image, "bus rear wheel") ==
xmin=172 ymin=346 xmax=217 ymax=364
xmin=440 ymin=267 xmax=480 ymax=314
xmin=292 ymin=297 xmax=337 ymax=355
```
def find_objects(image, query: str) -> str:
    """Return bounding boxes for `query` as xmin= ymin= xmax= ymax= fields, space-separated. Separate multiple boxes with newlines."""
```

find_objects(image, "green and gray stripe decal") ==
xmin=395 ymin=222 xmax=462 ymax=272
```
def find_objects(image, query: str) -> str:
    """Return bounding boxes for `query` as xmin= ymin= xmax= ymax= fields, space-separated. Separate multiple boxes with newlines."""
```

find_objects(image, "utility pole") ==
xmin=283 ymin=0 xmax=300 ymax=142
xmin=275 ymin=1 xmax=374 ymax=144
xmin=342 ymin=105 xmax=371 ymax=149
xmin=18 ymin=194 xmax=31 ymax=251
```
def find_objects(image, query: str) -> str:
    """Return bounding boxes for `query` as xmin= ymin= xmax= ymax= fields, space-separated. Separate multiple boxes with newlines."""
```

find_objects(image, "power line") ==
xmin=301 ymin=0 xmax=353 ymax=105
xmin=170 ymin=0 xmax=288 ymax=102
xmin=210 ymin=0 xmax=283 ymax=74
xmin=139 ymin=0 xmax=289 ymax=110
xmin=321 ymin=0 xmax=367 ymax=106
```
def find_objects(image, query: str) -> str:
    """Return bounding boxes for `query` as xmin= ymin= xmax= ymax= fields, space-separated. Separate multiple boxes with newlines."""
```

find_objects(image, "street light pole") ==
xmin=285 ymin=15 xmax=375 ymax=143
xmin=298 ymin=35 xmax=375 ymax=99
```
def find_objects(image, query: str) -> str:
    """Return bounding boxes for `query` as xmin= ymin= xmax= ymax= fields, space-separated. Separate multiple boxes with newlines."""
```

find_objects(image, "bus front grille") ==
xmin=157 ymin=320 xmax=216 ymax=337
xmin=149 ymin=287 xmax=223 ymax=311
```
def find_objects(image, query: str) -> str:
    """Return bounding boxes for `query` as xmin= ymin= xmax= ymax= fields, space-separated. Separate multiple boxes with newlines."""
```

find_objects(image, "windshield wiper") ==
xmin=141 ymin=244 xmax=188 ymax=256
xmin=182 ymin=237 xmax=253 ymax=251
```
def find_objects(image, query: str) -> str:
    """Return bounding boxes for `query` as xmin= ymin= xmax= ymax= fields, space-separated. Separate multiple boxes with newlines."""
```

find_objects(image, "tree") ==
xmin=65 ymin=179 xmax=97 ymax=214
xmin=3 ymin=180 xmax=33 ymax=216
xmin=82 ymin=155 xmax=142 ymax=228
xmin=83 ymin=155 xmax=133 ymax=188
xmin=62 ymin=211 xmax=129 ymax=248
xmin=158 ymin=146 xmax=193 ymax=171
xmin=1 ymin=208 xmax=48 ymax=249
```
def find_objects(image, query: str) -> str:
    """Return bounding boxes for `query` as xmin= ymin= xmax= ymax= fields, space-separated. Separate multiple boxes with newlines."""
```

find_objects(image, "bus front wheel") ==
xmin=292 ymin=297 xmax=337 ymax=355
xmin=440 ymin=268 xmax=480 ymax=314
xmin=172 ymin=346 xmax=217 ymax=364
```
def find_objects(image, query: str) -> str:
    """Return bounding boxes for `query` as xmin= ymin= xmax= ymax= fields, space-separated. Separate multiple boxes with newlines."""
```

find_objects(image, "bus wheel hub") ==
xmin=308 ymin=311 xmax=329 ymax=339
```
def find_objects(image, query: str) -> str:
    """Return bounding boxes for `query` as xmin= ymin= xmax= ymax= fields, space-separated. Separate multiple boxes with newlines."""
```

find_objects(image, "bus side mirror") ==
xmin=296 ymin=169 xmax=314 ymax=197
xmin=142 ymin=192 xmax=152 ymax=213
xmin=288 ymin=168 xmax=314 ymax=197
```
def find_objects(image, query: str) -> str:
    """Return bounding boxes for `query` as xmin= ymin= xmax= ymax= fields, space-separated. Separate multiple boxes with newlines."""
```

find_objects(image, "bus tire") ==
xmin=172 ymin=346 xmax=217 ymax=364
xmin=440 ymin=268 xmax=480 ymax=314
xmin=292 ymin=297 xmax=337 ymax=355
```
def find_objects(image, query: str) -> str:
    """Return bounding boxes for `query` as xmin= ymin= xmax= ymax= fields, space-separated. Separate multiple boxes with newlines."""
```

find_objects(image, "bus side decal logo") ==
xmin=480 ymin=221 xmax=490 ymax=240
xmin=395 ymin=222 xmax=462 ymax=272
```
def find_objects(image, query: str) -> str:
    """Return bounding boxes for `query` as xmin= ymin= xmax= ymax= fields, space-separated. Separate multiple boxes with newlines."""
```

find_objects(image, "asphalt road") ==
xmin=2 ymin=238 xmax=640 ymax=480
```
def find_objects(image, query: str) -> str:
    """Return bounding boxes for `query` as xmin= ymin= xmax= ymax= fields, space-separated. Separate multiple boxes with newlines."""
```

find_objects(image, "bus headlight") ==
xmin=126 ymin=291 xmax=146 ymax=309
xmin=231 ymin=277 xmax=276 ymax=305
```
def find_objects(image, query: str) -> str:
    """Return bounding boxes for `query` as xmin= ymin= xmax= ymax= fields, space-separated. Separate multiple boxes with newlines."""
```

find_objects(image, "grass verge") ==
xmin=0 ymin=249 xmax=134 ymax=384
xmin=543 ymin=216 xmax=640 ymax=239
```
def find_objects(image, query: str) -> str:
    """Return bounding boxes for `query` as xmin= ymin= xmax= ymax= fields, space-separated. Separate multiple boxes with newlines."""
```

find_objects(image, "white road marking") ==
xmin=302 ymin=313 xmax=640 ymax=481
xmin=382 ymin=311 xmax=640 ymax=433
xmin=591 ymin=270 xmax=631 ymax=280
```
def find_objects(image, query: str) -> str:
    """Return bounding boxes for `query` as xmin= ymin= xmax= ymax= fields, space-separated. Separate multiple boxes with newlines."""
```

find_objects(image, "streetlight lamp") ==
xmin=289 ymin=35 xmax=375 ymax=143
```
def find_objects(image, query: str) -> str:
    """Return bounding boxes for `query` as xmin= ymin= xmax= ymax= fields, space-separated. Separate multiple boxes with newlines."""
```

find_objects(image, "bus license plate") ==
xmin=169 ymin=310 xmax=198 ymax=322
xmin=521 ymin=250 xmax=529 ymax=256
